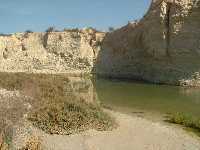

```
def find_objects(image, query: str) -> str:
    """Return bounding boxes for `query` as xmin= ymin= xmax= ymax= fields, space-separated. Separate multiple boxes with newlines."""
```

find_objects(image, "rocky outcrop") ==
xmin=0 ymin=29 xmax=105 ymax=74
xmin=97 ymin=0 xmax=200 ymax=85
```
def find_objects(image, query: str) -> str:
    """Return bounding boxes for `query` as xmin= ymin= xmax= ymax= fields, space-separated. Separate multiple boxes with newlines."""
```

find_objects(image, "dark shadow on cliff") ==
xmin=93 ymin=22 xmax=146 ymax=81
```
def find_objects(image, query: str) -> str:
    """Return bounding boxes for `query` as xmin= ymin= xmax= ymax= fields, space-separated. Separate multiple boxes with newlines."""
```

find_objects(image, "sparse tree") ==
xmin=46 ymin=26 xmax=56 ymax=33
xmin=24 ymin=30 xmax=33 ymax=38
xmin=25 ymin=30 xmax=33 ymax=33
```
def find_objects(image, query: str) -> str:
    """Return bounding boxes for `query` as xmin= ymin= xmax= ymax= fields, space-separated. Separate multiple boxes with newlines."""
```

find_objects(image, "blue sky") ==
xmin=0 ymin=0 xmax=151 ymax=33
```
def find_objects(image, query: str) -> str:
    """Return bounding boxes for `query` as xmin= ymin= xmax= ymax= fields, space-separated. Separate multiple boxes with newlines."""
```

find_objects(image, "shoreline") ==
xmin=21 ymin=110 xmax=200 ymax=150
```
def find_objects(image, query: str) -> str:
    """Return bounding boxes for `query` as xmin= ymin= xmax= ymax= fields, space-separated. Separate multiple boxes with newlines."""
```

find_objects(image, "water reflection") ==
xmin=95 ymin=78 xmax=200 ymax=116
xmin=179 ymin=88 xmax=200 ymax=104
xmin=65 ymin=77 xmax=98 ymax=104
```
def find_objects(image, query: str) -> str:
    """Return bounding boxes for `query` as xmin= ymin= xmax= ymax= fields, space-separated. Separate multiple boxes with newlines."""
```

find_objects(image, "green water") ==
xmin=95 ymin=78 xmax=200 ymax=117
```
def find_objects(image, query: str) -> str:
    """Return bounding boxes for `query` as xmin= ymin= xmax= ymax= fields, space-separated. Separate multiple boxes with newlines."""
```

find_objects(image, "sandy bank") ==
xmin=35 ymin=111 xmax=200 ymax=150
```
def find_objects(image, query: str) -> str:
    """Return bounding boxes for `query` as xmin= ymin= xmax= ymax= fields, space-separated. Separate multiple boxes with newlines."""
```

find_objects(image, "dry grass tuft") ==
xmin=19 ymin=136 xmax=42 ymax=150
xmin=166 ymin=112 xmax=200 ymax=136
xmin=28 ymin=99 xmax=115 ymax=135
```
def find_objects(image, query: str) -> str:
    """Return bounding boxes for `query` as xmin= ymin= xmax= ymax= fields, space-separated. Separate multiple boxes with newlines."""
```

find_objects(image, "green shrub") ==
xmin=23 ymin=30 xmax=33 ymax=38
xmin=45 ymin=27 xmax=56 ymax=33
xmin=25 ymin=30 xmax=33 ymax=33
xmin=108 ymin=27 xmax=115 ymax=32
xmin=167 ymin=112 xmax=200 ymax=134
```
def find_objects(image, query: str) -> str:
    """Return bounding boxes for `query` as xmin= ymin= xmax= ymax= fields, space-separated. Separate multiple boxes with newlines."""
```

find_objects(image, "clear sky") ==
xmin=0 ymin=0 xmax=151 ymax=33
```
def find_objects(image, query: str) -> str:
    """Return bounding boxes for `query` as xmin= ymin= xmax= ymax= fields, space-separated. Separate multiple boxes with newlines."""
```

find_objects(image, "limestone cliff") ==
xmin=0 ymin=29 xmax=105 ymax=74
xmin=1 ymin=0 xmax=200 ymax=86
xmin=97 ymin=0 xmax=200 ymax=85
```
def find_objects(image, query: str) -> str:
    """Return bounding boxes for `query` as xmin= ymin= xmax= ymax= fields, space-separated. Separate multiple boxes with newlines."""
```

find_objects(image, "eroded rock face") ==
xmin=0 ymin=29 xmax=105 ymax=74
xmin=97 ymin=0 xmax=200 ymax=85
xmin=1 ymin=0 xmax=200 ymax=86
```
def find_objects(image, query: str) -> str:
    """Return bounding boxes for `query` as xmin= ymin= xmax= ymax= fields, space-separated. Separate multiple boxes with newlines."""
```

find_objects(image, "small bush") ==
xmin=28 ymin=99 xmax=115 ymax=135
xmin=59 ymin=35 xmax=63 ymax=41
xmin=25 ymin=30 xmax=33 ymax=33
xmin=45 ymin=27 xmax=56 ymax=33
xmin=3 ymin=48 xmax=8 ymax=59
xmin=21 ymin=44 xmax=27 ymax=51
xmin=108 ymin=27 xmax=115 ymax=32
xmin=43 ymin=26 xmax=57 ymax=48
xmin=19 ymin=136 xmax=42 ymax=150
xmin=23 ymin=30 xmax=33 ymax=38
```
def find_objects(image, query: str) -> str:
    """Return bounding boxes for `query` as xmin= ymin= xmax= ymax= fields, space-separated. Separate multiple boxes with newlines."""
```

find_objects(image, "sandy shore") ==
xmin=35 ymin=111 xmax=200 ymax=150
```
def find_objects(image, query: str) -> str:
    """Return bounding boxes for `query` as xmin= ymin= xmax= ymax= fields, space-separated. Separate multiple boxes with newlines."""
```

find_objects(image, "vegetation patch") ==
xmin=19 ymin=136 xmax=42 ymax=150
xmin=0 ymin=72 xmax=116 ymax=135
xmin=166 ymin=112 xmax=200 ymax=136
xmin=28 ymin=99 xmax=115 ymax=135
